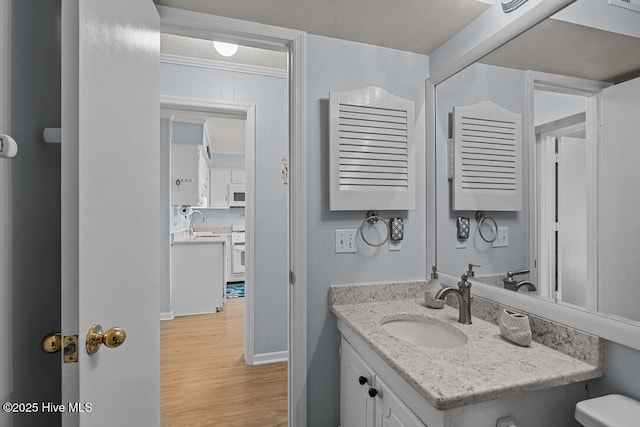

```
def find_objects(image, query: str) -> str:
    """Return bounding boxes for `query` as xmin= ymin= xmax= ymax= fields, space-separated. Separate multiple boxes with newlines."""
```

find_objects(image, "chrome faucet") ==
xmin=191 ymin=209 xmax=206 ymax=223
xmin=435 ymin=273 xmax=472 ymax=324
xmin=503 ymin=269 xmax=537 ymax=292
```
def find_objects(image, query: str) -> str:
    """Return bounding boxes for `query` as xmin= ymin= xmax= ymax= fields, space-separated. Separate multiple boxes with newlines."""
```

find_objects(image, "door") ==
xmin=557 ymin=136 xmax=587 ymax=307
xmin=599 ymin=76 xmax=640 ymax=321
xmin=61 ymin=1 xmax=160 ymax=425
xmin=340 ymin=338 xmax=375 ymax=427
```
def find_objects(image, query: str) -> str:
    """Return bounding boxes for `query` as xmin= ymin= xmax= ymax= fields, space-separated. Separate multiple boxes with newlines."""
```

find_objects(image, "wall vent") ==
xmin=451 ymin=101 xmax=522 ymax=211
xmin=330 ymin=87 xmax=415 ymax=211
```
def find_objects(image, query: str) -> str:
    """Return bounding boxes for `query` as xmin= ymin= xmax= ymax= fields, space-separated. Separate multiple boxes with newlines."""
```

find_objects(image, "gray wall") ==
xmin=161 ymin=61 xmax=289 ymax=355
xmin=305 ymin=34 xmax=429 ymax=427
xmin=11 ymin=0 xmax=62 ymax=426
xmin=592 ymin=341 xmax=640 ymax=400
xmin=0 ymin=0 xmax=11 ymax=425
xmin=435 ymin=62 xmax=529 ymax=278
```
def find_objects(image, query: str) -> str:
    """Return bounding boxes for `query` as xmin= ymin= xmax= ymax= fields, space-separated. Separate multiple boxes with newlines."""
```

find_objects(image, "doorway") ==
xmin=527 ymin=73 xmax=608 ymax=311
xmin=159 ymin=34 xmax=290 ymax=425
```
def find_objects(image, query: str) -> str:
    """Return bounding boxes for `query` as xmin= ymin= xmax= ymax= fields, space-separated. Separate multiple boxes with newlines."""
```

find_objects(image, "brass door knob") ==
xmin=86 ymin=324 xmax=127 ymax=355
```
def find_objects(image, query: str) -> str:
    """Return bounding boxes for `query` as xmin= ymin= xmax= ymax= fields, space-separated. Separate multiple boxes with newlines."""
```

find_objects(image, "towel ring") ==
xmin=359 ymin=211 xmax=390 ymax=247
xmin=475 ymin=211 xmax=498 ymax=243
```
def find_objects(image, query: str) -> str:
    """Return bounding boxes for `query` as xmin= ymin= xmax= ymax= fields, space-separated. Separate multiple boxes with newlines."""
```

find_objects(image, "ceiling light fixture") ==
xmin=213 ymin=41 xmax=239 ymax=57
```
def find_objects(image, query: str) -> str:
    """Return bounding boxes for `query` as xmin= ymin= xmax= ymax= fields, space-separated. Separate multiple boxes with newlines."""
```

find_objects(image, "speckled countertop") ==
xmin=171 ymin=230 xmax=227 ymax=245
xmin=330 ymin=282 xmax=604 ymax=410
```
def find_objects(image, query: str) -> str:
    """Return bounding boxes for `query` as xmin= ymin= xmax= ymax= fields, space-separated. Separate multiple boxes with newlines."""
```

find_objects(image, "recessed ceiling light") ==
xmin=213 ymin=41 xmax=239 ymax=57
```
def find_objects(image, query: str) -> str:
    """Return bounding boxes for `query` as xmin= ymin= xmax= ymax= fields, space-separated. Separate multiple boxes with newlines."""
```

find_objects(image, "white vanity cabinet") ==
xmin=341 ymin=337 xmax=426 ymax=427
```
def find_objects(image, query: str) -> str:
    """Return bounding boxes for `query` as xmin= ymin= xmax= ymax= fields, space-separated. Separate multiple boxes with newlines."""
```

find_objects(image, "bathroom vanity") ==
xmin=331 ymin=281 xmax=603 ymax=427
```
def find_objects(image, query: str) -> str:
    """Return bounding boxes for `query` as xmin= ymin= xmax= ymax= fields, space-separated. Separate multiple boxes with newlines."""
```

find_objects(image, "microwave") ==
xmin=229 ymin=184 xmax=246 ymax=207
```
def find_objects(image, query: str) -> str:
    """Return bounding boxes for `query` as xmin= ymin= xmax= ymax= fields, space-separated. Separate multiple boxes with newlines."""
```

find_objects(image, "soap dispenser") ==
xmin=425 ymin=266 xmax=444 ymax=309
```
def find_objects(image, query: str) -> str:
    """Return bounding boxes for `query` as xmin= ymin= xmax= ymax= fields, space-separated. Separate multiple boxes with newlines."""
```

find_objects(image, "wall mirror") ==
xmin=434 ymin=0 xmax=640 ymax=341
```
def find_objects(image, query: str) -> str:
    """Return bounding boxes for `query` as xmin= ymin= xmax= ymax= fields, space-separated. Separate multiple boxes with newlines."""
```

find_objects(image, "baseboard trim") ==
xmin=250 ymin=350 xmax=288 ymax=365
xmin=160 ymin=311 xmax=174 ymax=321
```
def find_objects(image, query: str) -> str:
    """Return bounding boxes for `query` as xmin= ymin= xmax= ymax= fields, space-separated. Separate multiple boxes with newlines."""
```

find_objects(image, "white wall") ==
xmin=161 ymin=60 xmax=289 ymax=355
xmin=436 ymin=62 xmax=529 ymax=278
xmin=306 ymin=34 xmax=429 ymax=427
xmin=534 ymin=91 xmax=585 ymax=126
xmin=0 ymin=0 xmax=12 ymax=426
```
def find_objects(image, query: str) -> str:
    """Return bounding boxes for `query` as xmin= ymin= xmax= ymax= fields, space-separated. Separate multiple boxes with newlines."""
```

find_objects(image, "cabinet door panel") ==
xmin=210 ymin=168 xmax=230 ymax=208
xmin=341 ymin=338 xmax=375 ymax=427
xmin=374 ymin=377 xmax=426 ymax=427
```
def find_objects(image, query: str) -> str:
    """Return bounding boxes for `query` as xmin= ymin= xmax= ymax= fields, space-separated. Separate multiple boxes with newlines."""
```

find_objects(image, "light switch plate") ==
xmin=492 ymin=227 xmax=509 ymax=247
xmin=336 ymin=229 xmax=357 ymax=253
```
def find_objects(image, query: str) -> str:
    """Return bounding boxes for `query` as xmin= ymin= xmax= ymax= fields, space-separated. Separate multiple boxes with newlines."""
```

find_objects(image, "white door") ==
xmin=557 ymin=136 xmax=587 ymax=307
xmin=61 ymin=1 xmax=160 ymax=425
xmin=599 ymin=76 xmax=640 ymax=321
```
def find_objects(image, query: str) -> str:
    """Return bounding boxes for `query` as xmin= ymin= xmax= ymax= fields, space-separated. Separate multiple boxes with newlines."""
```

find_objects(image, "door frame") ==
xmin=525 ymin=71 xmax=609 ymax=309
xmin=157 ymin=7 xmax=307 ymax=427
xmin=160 ymin=95 xmax=261 ymax=365
xmin=534 ymin=114 xmax=585 ymax=301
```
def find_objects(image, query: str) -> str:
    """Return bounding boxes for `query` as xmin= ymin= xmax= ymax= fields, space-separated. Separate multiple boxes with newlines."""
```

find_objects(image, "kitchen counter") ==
xmin=171 ymin=230 xmax=227 ymax=245
xmin=330 ymin=282 xmax=603 ymax=410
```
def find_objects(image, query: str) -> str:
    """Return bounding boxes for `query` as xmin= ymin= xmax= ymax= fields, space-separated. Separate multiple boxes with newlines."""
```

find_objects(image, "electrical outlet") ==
xmin=492 ymin=227 xmax=509 ymax=248
xmin=336 ymin=229 xmax=357 ymax=253
xmin=389 ymin=240 xmax=401 ymax=251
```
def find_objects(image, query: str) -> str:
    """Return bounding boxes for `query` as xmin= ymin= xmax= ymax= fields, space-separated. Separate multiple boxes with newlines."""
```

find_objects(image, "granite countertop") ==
xmin=330 ymin=282 xmax=603 ymax=410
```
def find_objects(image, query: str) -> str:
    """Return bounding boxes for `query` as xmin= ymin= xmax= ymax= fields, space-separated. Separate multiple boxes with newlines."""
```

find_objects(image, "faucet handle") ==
xmin=458 ymin=273 xmax=471 ymax=288
xmin=506 ymin=269 xmax=530 ymax=279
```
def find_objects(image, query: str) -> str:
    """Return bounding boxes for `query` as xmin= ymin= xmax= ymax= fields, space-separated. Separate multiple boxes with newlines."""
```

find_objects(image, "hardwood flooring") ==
xmin=161 ymin=298 xmax=288 ymax=427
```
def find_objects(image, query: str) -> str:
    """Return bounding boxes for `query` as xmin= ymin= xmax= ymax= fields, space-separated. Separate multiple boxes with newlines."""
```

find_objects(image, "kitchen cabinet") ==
xmin=230 ymin=169 xmax=246 ymax=184
xmin=171 ymin=241 xmax=225 ymax=316
xmin=171 ymin=144 xmax=209 ymax=206
xmin=210 ymin=168 xmax=230 ymax=208
xmin=341 ymin=337 xmax=425 ymax=427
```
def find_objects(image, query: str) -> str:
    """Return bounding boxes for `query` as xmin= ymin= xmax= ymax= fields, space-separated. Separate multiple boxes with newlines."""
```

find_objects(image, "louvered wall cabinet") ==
xmin=451 ymin=101 xmax=522 ymax=211
xmin=329 ymin=87 xmax=415 ymax=211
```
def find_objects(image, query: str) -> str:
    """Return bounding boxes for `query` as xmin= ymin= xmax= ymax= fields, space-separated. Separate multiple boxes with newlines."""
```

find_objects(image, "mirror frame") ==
xmin=426 ymin=0 xmax=640 ymax=351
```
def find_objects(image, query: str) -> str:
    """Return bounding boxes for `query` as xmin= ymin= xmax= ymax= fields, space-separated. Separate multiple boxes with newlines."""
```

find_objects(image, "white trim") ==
xmin=251 ymin=350 xmax=289 ymax=366
xmin=426 ymin=81 xmax=436 ymax=269
xmin=244 ymin=105 xmax=257 ymax=366
xmin=158 ymin=8 xmax=307 ymax=427
xmin=160 ymin=311 xmax=174 ymax=321
xmin=160 ymin=53 xmax=287 ymax=79
xmin=428 ymin=0 xmax=576 ymax=85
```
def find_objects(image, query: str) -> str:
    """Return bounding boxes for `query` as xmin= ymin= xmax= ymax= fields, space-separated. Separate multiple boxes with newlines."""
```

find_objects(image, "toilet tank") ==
xmin=575 ymin=394 xmax=640 ymax=427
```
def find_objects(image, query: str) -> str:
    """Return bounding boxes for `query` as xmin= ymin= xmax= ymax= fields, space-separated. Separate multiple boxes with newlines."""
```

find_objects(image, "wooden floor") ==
xmin=161 ymin=298 xmax=288 ymax=427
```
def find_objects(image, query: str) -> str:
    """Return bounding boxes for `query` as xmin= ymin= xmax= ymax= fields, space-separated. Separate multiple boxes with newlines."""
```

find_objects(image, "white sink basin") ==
xmin=381 ymin=317 xmax=468 ymax=349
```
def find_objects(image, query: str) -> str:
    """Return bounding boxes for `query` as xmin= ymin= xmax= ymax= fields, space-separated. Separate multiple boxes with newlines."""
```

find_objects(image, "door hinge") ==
xmin=289 ymin=270 xmax=295 ymax=286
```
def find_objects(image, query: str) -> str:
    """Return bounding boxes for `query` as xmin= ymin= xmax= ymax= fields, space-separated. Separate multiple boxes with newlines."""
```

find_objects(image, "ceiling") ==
xmin=153 ymin=0 xmax=492 ymax=55
xmin=155 ymin=0 xmax=640 ymax=83
xmin=480 ymin=18 xmax=640 ymax=83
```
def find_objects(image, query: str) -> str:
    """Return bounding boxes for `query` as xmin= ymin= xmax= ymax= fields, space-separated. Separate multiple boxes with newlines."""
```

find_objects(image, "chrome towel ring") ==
xmin=359 ymin=211 xmax=390 ymax=247
xmin=475 ymin=211 xmax=498 ymax=243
